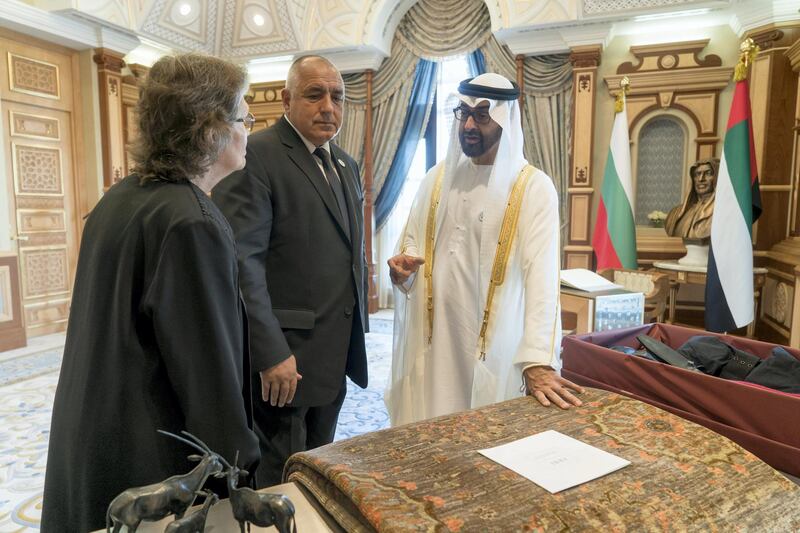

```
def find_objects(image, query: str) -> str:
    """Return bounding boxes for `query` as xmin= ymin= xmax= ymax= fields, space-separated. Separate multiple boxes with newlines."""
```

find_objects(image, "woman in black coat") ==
xmin=41 ymin=53 xmax=260 ymax=532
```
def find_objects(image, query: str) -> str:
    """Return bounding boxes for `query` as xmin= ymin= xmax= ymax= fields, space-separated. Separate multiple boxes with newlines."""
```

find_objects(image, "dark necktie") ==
xmin=314 ymin=147 xmax=350 ymax=238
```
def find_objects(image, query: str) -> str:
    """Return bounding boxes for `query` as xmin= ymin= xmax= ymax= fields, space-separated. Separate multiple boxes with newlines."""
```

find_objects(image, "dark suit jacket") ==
xmin=41 ymin=176 xmax=260 ymax=533
xmin=213 ymin=116 xmax=368 ymax=406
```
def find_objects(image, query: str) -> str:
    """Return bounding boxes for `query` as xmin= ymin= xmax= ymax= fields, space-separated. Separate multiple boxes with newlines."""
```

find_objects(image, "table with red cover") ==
xmin=562 ymin=322 xmax=800 ymax=477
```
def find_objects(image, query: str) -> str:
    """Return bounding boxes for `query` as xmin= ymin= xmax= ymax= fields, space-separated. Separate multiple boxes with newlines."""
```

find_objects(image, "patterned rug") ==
xmin=0 ymin=373 xmax=56 ymax=532
xmin=0 ymin=349 xmax=63 ymax=388
xmin=0 ymin=323 xmax=393 ymax=531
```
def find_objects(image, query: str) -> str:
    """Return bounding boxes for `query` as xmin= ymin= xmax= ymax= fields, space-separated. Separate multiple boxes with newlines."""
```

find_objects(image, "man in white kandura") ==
xmin=385 ymin=73 xmax=584 ymax=426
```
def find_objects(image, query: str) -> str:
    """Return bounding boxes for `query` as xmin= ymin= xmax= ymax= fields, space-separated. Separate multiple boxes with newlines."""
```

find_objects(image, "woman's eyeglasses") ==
xmin=234 ymin=112 xmax=256 ymax=131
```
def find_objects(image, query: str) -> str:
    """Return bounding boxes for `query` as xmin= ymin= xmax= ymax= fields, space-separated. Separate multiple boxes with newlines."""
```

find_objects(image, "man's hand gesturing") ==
xmin=387 ymin=254 xmax=425 ymax=285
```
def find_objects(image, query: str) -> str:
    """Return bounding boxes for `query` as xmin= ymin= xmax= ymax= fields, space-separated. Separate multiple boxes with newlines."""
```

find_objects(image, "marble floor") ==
xmin=0 ymin=312 xmax=393 ymax=532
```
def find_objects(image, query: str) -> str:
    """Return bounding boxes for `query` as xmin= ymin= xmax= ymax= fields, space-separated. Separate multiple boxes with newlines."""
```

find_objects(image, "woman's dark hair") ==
xmin=130 ymin=53 xmax=248 ymax=183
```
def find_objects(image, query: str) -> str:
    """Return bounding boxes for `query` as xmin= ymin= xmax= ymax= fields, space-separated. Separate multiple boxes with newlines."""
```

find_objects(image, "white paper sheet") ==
xmin=478 ymin=430 xmax=631 ymax=493
xmin=560 ymin=268 xmax=621 ymax=292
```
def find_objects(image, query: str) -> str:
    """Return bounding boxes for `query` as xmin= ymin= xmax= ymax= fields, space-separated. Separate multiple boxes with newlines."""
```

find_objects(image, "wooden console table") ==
xmin=653 ymin=261 xmax=767 ymax=338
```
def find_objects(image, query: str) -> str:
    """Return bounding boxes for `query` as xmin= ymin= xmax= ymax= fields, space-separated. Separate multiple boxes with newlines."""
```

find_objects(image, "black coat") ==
xmin=213 ymin=116 xmax=368 ymax=407
xmin=41 ymin=176 xmax=260 ymax=532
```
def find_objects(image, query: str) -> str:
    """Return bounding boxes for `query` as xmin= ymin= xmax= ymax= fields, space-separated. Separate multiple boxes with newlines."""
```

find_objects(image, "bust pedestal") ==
xmin=678 ymin=241 xmax=709 ymax=267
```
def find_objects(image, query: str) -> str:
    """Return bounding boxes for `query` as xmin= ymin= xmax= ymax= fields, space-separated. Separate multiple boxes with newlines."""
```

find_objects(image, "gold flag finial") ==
xmin=615 ymin=76 xmax=630 ymax=113
xmin=734 ymin=38 xmax=759 ymax=82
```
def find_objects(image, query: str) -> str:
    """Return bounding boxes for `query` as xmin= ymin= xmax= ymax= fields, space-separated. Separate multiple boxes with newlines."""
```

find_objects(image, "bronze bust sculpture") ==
xmin=664 ymin=158 xmax=719 ymax=241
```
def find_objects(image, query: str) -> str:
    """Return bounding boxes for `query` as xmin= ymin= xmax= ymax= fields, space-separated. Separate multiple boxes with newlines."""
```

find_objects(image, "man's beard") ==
xmin=459 ymin=127 xmax=502 ymax=158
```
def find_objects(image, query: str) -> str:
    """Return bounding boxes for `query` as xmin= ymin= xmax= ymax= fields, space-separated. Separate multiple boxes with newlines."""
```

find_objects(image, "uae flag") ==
xmin=705 ymin=77 xmax=762 ymax=332
xmin=593 ymin=92 xmax=637 ymax=269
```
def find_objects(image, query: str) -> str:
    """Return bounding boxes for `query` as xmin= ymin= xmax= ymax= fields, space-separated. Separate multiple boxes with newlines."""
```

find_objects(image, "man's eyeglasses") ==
xmin=234 ymin=112 xmax=256 ymax=131
xmin=453 ymin=106 xmax=491 ymax=125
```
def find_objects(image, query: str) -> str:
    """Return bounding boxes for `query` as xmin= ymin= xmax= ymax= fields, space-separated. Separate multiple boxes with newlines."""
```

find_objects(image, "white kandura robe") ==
xmin=386 ymin=158 xmax=562 ymax=426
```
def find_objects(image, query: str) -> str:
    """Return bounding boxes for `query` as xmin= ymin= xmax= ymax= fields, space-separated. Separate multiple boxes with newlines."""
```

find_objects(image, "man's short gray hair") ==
xmin=285 ymin=55 xmax=341 ymax=93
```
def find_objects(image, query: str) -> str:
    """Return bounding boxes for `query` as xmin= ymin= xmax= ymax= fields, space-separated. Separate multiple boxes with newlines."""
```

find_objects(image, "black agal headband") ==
xmin=458 ymin=77 xmax=520 ymax=100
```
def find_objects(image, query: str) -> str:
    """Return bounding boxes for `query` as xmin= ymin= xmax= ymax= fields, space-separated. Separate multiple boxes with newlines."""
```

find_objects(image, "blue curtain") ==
xmin=467 ymin=48 xmax=486 ymax=77
xmin=375 ymin=58 xmax=439 ymax=228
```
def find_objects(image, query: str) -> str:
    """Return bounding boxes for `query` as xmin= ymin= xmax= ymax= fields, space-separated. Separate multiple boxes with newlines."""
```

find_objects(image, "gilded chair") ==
xmin=598 ymin=268 xmax=670 ymax=323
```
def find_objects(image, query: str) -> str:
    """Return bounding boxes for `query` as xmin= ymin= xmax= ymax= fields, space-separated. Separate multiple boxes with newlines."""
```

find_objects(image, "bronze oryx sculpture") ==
xmin=164 ymin=489 xmax=219 ymax=533
xmin=227 ymin=451 xmax=296 ymax=533
xmin=105 ymin=430 xmax=230 ymax=533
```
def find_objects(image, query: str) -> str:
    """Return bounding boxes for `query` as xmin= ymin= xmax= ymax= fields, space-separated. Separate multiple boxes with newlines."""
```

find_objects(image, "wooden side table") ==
xmin=652 ymin=261 xmax=767 ymax=338
xmin=0 ymin=252 xmax=26 ymax=351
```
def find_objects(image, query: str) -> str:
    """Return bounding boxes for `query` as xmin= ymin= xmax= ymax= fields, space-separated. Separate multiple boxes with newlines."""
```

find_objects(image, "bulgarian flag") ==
xmin=705 ymin=40 xmax=762 ymax=332
xmin=593 ymin=81 xmax=637 ymax=269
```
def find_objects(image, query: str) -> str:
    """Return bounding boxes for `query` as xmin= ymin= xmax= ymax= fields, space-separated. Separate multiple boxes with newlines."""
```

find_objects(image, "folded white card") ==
xmin=478 ymin=430 xmax=631 ymax=493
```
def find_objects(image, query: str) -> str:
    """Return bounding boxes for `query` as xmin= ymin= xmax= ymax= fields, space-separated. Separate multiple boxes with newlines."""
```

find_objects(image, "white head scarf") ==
xmin=440 ymin=73 xmax=527 ymax=208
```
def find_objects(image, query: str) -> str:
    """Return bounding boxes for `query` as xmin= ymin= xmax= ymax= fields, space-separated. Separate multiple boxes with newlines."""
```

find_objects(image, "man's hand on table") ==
xmin=523 ymin=366 xmax=585 ymax=409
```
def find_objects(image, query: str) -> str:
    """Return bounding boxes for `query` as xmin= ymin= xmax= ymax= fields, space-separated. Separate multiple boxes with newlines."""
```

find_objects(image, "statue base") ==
xmin=678 ymin=241 xmax=709 ymax=267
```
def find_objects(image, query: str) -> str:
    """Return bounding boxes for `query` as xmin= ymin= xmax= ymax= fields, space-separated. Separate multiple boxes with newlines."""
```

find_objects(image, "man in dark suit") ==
xmin=213 ymin=55 xmax=368 ymax=487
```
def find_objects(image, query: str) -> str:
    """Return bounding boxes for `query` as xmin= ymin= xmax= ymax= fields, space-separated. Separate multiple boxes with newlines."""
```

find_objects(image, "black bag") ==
xmin=677 ymin=336 xmax=800 ymax=393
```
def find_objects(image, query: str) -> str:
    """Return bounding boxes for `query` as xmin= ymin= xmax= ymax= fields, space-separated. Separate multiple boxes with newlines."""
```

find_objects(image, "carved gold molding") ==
xmin=605 ymin=69 xmax=732 ymax=96
xmin=570 ymin=45 xmax=601 ymax=69
xmin=93 ymin=48 xmax=125 ymax=73
xmin=747 ymin=23 xmax=800 ymax=52
xmin=617 ymin=40 xmax=722 ymax=74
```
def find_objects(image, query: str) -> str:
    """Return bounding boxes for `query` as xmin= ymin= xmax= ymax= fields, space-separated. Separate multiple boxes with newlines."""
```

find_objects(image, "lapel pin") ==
xmin=338 ymin=158 xmax=346 ymax=167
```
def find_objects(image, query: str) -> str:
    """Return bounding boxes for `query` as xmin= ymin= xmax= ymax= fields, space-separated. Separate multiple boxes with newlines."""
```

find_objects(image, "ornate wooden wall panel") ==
xmin=94 ymin=49 xmax=126 ymax=189
xmin=747 ymin=27 xmax=799 ymax=258
xmin=768 ymin=26 xmax=800 ymax=347
xmin=760 ymin=265 xmax=794 ymax=343
xmin=0 ymin=32 xmax=82 ymax=337
xmin=565 ymin=45 xmax=601 ymax=269
xmin=121 ymin=82 xmax=138 ymax=175
xmin=121 ymin=64 xmax=147 ymax=177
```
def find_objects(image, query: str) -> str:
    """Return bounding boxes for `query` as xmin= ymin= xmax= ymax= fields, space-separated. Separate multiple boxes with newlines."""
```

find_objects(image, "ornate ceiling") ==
xmin=33 ymin=0 xmax=411 ymax=61
xmin=12 ymin=0 xmax=799 ymax=74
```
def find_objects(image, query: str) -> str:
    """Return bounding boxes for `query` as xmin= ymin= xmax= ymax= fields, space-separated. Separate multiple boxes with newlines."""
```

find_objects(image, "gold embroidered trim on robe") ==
xmin=424 ymin=164 xmax=445 ymax=344
xmin=478 ymin=165 xmax=534 ymax=359
xmin=422 ymin=164 xmax=534 ymax=353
